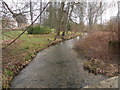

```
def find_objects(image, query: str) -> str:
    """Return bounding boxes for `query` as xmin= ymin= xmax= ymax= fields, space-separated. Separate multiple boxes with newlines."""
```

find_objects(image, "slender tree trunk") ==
xmin=88 ymin=5 xmax=92 ymax=30
xmin=29 ymin=0 xmax=33 ymax=32
xmin=49 ymin=2 xmax=53 ymax=29
xmin=61 ymin=2 xmax=70 ymax=38
xmin=39 ymin=0 xmax=42 ymax=25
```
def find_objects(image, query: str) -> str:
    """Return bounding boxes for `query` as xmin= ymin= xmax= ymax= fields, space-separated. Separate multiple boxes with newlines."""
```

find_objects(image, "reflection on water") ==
xmin=76 ymin=36 xmax=80 ymax=40
xmin=11 ymin=36 xmax=107 ymax=88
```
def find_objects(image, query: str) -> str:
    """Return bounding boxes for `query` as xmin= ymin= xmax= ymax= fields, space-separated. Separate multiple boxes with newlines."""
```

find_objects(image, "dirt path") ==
xmin=11 ymin=37 xmax=107 ymax=88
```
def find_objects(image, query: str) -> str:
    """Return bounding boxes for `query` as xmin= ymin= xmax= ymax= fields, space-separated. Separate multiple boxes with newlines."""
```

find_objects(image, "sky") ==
xmin=2 ymin=0 xmax=119 ymax=24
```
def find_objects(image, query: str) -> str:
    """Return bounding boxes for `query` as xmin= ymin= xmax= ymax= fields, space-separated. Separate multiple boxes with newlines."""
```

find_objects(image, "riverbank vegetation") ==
xmin=75 ymin=18 xmax=119 ymax=77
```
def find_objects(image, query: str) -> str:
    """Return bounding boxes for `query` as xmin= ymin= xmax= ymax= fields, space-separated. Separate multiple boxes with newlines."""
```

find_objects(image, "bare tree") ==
xmin=61 ymin=2 xmax=70 ymax=37
xmin=87 ymin=1 xmax=108 ymax=30
xmin=39 ymin=0 xmax=42 ymax=25
xmin=2 ymin=1 xmax=27 ymax=27
xmin=30 ymin=0 xmax=33 ymax=25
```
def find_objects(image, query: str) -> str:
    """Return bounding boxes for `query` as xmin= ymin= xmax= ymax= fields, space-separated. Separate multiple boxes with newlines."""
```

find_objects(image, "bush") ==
xmin=27 ymin=26 xmax=51 ymax=34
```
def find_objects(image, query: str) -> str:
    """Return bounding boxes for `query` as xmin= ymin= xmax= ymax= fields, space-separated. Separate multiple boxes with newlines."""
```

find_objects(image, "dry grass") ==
xmin=76 ymin=31 xmax=118 ymax=64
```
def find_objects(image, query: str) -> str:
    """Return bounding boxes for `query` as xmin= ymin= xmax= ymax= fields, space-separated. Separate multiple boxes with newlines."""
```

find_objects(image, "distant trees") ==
xmin=72 ymin=2 xmax=86 ymax=31
xmin=43 ymin=2 xmax=72 ymax=40
xmin=40 ymin=1 xmax=111 ymax=40
xmin=1 ymin=0 xmax=117 ymax=39
xmin=43 ymin=2 xmax=55 ymax=28
xmin=2 ymin=1 xmax=27 ymax=27
xmin=52 ymin=2 xmax=74 ymax=40
xmin=87 ymin=2 xmax=108 ymax=30
xmin=1 ymin=0 xmax=110 ymax=31
xmin=2 ymin=15 xmax=15 ymax=29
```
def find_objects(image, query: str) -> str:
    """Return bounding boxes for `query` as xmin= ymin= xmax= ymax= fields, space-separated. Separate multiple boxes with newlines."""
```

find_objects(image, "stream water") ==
xmin=11 ymin=36 xmax=107 ymax=88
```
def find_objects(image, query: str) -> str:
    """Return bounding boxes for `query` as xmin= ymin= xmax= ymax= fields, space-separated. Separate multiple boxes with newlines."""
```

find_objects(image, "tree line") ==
xmin=1 ymin=0 xmax=118 ymax=47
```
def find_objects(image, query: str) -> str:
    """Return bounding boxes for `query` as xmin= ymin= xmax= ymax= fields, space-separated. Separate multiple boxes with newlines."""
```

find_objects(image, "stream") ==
xmin=11 ymin=36 xmax=107 ymax=88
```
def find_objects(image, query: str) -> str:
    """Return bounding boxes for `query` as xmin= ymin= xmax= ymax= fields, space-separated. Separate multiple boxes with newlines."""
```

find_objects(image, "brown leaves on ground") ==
xmin=84 ymin=58 xmax=118 ymax=77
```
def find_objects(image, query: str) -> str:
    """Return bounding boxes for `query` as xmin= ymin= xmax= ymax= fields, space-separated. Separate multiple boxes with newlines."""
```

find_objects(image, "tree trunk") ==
xmin=39 ymin=0 xmax=42 ymax=25
xmin=29 ymin=0 xmax=33 ymax=32
xmin=54 ymin=2 xmax=65 ymax=41
xmin=61 ymin=2 xmax=70 ymax=37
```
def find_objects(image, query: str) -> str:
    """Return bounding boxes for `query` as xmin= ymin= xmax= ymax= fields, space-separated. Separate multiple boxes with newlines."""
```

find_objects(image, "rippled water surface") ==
xmin=11 ymin=37 xmax=107 ymax=88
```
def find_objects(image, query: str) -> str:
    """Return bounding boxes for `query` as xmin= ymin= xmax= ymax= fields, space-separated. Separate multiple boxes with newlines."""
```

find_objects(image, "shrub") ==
xmin=27 ymin=26 xmax=51 ymax=34
xmin=75 ymin=31 xmax=118 ymax=64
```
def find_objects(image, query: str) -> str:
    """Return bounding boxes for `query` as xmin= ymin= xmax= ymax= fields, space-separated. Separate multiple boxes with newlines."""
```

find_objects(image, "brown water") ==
xmin=11 ymin=37 xmax=107 ymax=88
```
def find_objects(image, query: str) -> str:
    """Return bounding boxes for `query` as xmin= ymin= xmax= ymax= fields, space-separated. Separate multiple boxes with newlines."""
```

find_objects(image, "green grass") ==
xmin=2 ymin=30 xmax=81 ymax=58
xmin=2 ymin=31 xmax=24 ymax=39
xmin=2 ymin=30 xmax=80 ymax=56
xmin=4 ymin=69 xmax=14 ymax=76
xmin=3 ymin=30 xmax=55 ymax=53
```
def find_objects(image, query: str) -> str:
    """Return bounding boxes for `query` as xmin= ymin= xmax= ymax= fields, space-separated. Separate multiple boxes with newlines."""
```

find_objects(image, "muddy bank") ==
xmin=84 ymin=58 xmax=118 ymax=77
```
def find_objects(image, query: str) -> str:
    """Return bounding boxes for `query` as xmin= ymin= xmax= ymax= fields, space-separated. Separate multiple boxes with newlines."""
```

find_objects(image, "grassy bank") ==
xmin=2 ymin=30 xmax=80 ymax=88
